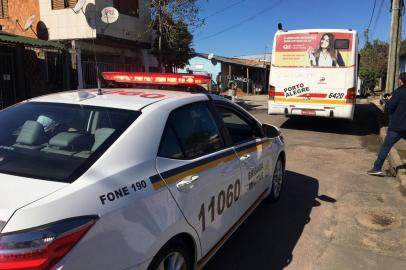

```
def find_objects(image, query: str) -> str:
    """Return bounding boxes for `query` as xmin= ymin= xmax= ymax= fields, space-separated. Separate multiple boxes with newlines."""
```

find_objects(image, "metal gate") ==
xmin=0 ymin=53 xmax=16 ymax=109
xmin=82 ymin=61 xmax=141 ymax=88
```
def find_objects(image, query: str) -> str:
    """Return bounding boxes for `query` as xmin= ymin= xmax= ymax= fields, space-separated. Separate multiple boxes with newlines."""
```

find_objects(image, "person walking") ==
xmin=368 ymin=72 xmax=406 ymax=176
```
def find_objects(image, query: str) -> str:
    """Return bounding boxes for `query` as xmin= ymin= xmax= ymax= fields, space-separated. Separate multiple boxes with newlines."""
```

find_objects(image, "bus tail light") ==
xmin=269 ymin=85 xmax=276 ymax=100
xmin=0 ymin=216 xmax=97 ymax=270
xmin=345 ymin=87 xmax=356 ymax=100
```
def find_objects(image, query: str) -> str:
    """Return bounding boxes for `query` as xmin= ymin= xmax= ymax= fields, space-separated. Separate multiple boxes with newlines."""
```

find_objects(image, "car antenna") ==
xmin=93 ymin=6 xmax=120 ymax=96
xmin=92 ymin=38 xmax=103 ymax=95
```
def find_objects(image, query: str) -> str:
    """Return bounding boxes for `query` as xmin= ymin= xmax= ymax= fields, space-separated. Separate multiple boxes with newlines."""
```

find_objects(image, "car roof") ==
xmin=29 ymin=89 xmax=206 ymax=111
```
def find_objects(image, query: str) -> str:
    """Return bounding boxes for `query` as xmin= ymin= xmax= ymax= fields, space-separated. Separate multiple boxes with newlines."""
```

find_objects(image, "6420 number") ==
xmin=198 ymin=179 xmax=241 ymax=231
xmin=328 ymin=93 xmax=344 ymax=99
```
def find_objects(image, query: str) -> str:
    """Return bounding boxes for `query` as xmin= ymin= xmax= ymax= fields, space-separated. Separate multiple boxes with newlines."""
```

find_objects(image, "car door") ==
xmin=155 ymin=101 xmax=242 ymax=256
xmin=213 ymin=102 xmax=273 ymax=215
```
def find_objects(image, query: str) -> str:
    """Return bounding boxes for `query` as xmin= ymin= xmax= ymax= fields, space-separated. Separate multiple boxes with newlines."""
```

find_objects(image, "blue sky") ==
xmin=192 ymin=0 xmax=396 ymax=57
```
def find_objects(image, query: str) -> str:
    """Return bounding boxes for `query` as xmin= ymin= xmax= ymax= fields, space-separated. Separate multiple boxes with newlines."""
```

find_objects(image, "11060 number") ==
xmin=198 ymin=179 xmax=241 ymax=231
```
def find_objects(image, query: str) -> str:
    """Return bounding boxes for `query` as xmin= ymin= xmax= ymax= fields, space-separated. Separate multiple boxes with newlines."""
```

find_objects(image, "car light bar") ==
xmin=102 ymin=72 xmax=211 ymax=85
xmin=0 ymin=216 xmax=97 ymax=270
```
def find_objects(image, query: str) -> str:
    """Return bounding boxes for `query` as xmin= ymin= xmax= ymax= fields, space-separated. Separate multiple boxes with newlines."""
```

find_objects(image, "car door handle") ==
xmin=176 ymin=175 xmax=200 ymax=192
xmin=240 ymin=154 xmax=251 ymax=161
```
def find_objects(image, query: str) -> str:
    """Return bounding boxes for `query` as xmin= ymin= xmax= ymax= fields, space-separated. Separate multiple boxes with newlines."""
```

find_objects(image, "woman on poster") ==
xmin=307 ymin=33 xmax=345 ymax=67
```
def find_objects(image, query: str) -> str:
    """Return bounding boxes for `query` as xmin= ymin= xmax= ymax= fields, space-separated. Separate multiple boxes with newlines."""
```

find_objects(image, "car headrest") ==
xmin=16 ymin=120 xmax=47 ymax=146
xmin=49 ymin=132 xmax=94 ymax=151
xmin=91 ymin=128 xmax=115 ymax=152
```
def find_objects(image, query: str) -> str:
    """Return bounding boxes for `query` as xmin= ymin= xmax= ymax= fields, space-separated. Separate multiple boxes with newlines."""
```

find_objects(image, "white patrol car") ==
xmin=0 ymin=72 xmax=286 ymax=270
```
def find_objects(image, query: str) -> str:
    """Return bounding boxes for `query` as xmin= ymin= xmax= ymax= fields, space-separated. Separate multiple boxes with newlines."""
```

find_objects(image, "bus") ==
xmin=268 ymin=29 xmax=358 ymax=120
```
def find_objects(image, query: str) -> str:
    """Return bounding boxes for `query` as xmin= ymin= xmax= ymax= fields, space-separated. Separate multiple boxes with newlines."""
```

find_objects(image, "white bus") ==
xmin=268 ymin=29 xmax=358 ymax=119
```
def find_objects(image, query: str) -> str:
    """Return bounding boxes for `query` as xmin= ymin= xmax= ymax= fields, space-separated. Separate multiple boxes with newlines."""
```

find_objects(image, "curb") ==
xmin=370 ymin=99 xmax=406 ymax=187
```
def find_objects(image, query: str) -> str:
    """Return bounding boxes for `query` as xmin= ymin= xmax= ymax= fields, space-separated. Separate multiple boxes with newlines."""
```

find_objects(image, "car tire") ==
xmin=148 ymin=239 xmax=193 ymax=270
xmin=267 ymin=157 xmax=285 ymax=202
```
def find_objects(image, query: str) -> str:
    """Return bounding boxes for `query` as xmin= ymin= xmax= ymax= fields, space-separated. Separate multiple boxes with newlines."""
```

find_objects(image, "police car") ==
xmin=0 ymin=72 xmax=286 ymax=270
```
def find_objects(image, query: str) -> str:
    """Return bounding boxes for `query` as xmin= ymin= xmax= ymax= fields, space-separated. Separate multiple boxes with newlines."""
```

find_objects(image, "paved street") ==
xmin=204 ymin=96 xmax=406 ymax=270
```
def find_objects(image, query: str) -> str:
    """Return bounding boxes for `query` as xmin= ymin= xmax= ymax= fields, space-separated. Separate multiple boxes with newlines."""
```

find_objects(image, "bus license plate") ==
xmin=301 ymin=109 xmax=316 ymax=116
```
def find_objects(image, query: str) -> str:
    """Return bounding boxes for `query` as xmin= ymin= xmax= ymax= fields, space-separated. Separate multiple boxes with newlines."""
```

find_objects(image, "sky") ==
xmin=192 ymin=0 xmax=397 ymax=57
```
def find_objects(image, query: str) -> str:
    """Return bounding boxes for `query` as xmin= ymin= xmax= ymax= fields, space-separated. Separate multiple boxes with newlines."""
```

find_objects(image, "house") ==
xmin=0 ymin=0 xmax=68 ymax=109
xmin=0 ymin=1 xmax=157 ymax=109
xmin=39 ymin=0 xmax=158 ymax=88
xmin=195 ymin=53 xmax=271 ymax=95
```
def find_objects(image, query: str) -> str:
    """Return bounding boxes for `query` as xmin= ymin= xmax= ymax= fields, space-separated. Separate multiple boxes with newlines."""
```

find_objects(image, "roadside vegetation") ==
xmin=360 ymin=39 xmax=406 ymax=93
xmin=149 ymin=0 xmax=204 ymax=72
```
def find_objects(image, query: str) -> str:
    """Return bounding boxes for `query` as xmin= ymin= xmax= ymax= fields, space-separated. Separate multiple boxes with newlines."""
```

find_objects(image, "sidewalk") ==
xmin=235 ymin=94 xmax=268 ymax=111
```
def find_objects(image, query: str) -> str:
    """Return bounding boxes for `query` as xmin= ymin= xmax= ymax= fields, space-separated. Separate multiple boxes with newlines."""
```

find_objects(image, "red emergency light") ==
xmin=102 ymin=72 xmax=211 ymax=85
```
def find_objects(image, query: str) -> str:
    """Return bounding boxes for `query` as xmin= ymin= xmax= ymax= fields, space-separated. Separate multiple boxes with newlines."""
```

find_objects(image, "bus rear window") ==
xmin=335 ymin=39 xmax=350 ymax=49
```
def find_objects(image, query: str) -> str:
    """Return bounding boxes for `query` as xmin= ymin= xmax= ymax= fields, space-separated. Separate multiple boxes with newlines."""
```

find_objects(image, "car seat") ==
xmin=14 ymin=120 xmax=47 ymax=149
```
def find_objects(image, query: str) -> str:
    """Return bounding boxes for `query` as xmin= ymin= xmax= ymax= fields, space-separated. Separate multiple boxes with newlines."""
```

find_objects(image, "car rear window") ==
xmin=0 ymin=102 xmax=139 ymax=183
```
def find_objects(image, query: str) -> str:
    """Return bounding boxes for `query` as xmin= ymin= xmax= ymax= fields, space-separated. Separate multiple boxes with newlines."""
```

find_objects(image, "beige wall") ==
xmin=39 ymin=0 xmax=152 ymax=43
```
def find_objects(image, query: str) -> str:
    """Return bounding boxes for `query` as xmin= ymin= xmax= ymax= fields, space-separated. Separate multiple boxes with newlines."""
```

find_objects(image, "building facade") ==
xmin=0 ymin=0 xmax=69 ymax=109
xmin=195 ymin=53 xmax=271 ymax=95
xmin=39 ymin=0 xmax=157 ymax=88
xmin=0 ymin=0 xmax=41 ymax=38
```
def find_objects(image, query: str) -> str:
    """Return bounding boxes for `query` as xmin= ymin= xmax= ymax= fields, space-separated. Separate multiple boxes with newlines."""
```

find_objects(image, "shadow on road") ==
xmin=279 ymin=104 xmax=380 ymax=136
xmin=235 ymin=101 xmax=265 ymax=113
xmin=204 ymin=170 xmax=333 ymax=270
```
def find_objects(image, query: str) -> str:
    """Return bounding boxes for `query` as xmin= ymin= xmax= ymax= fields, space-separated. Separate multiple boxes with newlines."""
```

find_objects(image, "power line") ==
xmin=367 ymin=0 xmax=377 ymax=30
xmin=203 ymin=0 xmax=247 ymax=20
xmin=196 ymin=0 xmax=284 ymax=42
xmin=370 ymin=0 xmax=385 ymax=38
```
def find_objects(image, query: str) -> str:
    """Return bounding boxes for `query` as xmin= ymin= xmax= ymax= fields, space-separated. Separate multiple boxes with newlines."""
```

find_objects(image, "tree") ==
xmin=150 ymin=0 xmax=203 ymax=71
xmin=359 ymin=40 xmax=389 ymax=91
xmin=152 ymin=19 xmax=195 ymax=71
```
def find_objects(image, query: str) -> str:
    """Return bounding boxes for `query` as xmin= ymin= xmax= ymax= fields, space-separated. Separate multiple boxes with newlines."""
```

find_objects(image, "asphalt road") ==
xmin=204 ymin=98 xmax=406 ymax=270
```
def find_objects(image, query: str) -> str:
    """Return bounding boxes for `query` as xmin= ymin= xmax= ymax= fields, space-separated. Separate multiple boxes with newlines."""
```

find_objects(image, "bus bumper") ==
xmin=268 ymin=104 xmax=354 ymax=120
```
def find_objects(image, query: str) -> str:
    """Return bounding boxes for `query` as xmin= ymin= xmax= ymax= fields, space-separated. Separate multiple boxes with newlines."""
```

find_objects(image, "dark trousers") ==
xmin=373 ymin=130 xmax=406 ymax=170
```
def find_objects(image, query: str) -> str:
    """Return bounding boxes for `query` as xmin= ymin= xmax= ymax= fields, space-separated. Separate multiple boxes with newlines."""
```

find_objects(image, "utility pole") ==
xmin=158 ymin=0 xmax=163 ymax=73
xmin=386 ymin=0 xmax=403 ymax=93
xmin=364 ymin=29 xmax=369 ymax=45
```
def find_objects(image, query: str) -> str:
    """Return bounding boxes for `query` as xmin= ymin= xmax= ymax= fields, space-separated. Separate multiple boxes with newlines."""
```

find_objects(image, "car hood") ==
xmin=0 ymin=173 xmax=68 ymax=232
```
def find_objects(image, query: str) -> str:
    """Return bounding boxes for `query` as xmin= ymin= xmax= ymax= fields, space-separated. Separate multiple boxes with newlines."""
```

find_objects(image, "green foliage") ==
xmin=400 ymin=40 xmax=406 ymax=57
xmin=150 ymin=0 xmax=204 ymax=29
xmin=150 ymin=0 xmax=203 ymax=71
xmin=359 ymin=40 xmax=388 ymax=90
xmin=152 ymin=19 xmax=195 ymax=70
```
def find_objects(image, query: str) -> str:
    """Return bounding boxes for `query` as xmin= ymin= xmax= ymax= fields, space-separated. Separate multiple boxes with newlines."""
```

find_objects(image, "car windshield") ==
xmin=0 ymin=102 xmax=139 ymax=183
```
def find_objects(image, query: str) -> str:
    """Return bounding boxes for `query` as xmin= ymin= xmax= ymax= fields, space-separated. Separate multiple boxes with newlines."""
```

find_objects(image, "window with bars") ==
xmin=0 ymin=0 xmax=8 ymax=18
xmin=113 ymin=0 xmax=139 ymax=17
xmin=51 ymin=0 xmax=77 ymax=10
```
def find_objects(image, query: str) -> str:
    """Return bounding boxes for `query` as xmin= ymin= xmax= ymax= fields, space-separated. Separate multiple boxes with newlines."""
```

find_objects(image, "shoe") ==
xmin=367 ymin=168 xmax=383 ymax=176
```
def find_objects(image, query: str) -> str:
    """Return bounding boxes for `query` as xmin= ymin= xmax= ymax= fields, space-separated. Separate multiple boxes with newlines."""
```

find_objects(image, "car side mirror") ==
xmin=262 ymin=123 xmax=280 ymax=138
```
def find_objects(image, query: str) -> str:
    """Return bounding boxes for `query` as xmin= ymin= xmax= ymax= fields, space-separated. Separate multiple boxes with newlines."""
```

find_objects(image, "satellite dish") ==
xmin=73 ymin=0 xmax=86 ymax=13
xmin=24 ymin=15 xmax=36 ymax=31
xmin=101 ymin=7 xmax=119 ymax=24
xmin=208 ymin=53 xmax=214 ymax=60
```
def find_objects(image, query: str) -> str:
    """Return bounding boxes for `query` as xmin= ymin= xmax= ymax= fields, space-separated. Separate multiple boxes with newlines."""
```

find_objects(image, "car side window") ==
xmin=215 ymin=105 xmax=262 ymax=145
xmin=164 ymin=102 xmax=223 ymax=159
xmin=158 ymin=125 xmax=185 ymax=159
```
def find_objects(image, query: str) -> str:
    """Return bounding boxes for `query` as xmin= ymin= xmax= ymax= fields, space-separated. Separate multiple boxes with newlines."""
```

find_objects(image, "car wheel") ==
xmin=148 ymin=239 xmax=192 ymax=270
xmin=268 ymin=157 xmax=285 ymax=202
